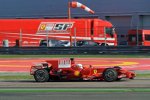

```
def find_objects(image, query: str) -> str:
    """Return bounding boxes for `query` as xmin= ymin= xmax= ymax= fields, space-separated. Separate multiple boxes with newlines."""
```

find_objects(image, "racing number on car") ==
xmin=94 ymin=70 xmax=97 ymax=74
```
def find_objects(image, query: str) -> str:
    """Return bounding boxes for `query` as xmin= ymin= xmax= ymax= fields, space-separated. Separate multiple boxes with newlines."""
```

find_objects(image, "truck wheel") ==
xmin=34 ymin=69 xmax=50 ymax=82
xmin=103 ymin=68 xmax=118 ymax=82
xmin=101 ymin=43 xmax=108 ymax=46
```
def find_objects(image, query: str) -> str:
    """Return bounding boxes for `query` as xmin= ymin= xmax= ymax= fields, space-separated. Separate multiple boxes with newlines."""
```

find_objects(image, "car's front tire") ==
xmin=103 ymin=68 xmax=118 ymax=82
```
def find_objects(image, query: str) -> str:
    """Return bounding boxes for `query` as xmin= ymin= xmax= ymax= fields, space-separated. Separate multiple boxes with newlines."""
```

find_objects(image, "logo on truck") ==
xmin=37 ymin=22 xmax=74 ymax=34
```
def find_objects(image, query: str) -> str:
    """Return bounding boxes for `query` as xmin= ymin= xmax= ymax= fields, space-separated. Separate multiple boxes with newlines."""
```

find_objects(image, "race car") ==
xmin=30 ymin=58 xmax=136 ymax=82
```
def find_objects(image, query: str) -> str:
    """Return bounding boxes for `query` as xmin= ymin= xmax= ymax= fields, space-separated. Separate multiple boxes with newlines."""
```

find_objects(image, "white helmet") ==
xmin=76 ymin=64 xmax=83 ymax=69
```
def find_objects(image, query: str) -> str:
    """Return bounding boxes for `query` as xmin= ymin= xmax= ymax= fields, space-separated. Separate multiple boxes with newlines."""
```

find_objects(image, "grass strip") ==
xmin=0 ymin=88 xmax=150 ymax=93
xmin=137 ymin=74 xmax=150 ymax=78
xmin=0 ymin=75 xmax=33 ymax=80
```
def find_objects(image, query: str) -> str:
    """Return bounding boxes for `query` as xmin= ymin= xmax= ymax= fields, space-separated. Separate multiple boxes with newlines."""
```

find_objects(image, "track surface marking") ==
xmin=0 ymin=58 xmax=150 ymax=72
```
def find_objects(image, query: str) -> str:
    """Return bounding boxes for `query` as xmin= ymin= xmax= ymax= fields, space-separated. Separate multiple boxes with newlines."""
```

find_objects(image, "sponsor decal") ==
xmin=37 ymin=22 xmax=74 ymax=34
xmin=58 ymin=58 xmax=71 ymax=68
xmin=74 ymin=71 xmax=80 ymax=76
xmin=93 ymin=70 xmax=97 ymax=74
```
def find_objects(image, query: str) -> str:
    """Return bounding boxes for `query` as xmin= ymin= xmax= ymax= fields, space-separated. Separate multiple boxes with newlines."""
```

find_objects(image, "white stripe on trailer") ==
xmin=107 ymin=43 xmax=115 ymax=45
xmin=93 ymin=37 xmax=115 ymax=41
xmin=1 ymin=32 xmax=116 ymax=41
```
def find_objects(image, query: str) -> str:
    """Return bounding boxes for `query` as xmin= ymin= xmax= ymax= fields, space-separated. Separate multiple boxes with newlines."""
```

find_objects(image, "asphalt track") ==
xmin=0 ymin=58 xmax=150 ymax=72
xmin=0 ymin=92 xmax=150 ymax=100
xmin=0 ymin=78 xmax=150 ymax=88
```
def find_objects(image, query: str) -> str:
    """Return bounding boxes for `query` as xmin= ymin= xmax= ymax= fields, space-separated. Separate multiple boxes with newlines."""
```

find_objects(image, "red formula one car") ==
xmin=30 ymin=58 xmax=136 ymax=82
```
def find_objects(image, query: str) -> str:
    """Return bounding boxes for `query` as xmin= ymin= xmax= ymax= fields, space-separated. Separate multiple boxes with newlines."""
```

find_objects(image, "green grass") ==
xmin=0 ymin=88 xmax=150 ymax=92
xmin=0 ymin=54 xmax=150 ymax=58
xmin=0 ymin=75 xmax=33 ymax=80
xmin=137 ymin=74 xmax=150 ymax=78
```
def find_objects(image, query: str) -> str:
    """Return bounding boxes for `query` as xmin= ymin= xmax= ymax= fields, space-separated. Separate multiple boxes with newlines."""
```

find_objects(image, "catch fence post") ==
xmin=74 ymin=28 xmax=76 ymax=47
xmin=20 ymin=29 xmax=22 ymax=47
xmin=104 ymin=27 xmax=107 ymax=46
xmin=136 ymin=26 xmax=139 ymax=46
xmin=46 ymin=31 xmax=49 ymax=47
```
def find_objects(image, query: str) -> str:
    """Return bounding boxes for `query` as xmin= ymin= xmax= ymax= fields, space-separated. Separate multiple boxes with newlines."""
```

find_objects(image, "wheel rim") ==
xmin=36 ymin=70 xmax=46 ymax=81
xmin=106 ymin=71 xmax=114 ymax=78
xmin=105 ymin=70 xmax=116 ymax=81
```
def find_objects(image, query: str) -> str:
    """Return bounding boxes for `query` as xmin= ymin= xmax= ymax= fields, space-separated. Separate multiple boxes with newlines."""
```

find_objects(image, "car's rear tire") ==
xmin=34 ymin=69 xmax=50 ymax=82
xmin=103 ymin=68 xmax=118 ymax=82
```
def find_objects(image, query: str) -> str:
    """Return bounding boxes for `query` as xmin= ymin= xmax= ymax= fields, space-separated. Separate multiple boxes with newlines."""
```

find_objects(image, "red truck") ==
xmin=0 ymin=18 xmax=117 ymax=47
xmin=0 ymin=1 xmax=117 ymax=47
xmin=30 ymin=58 xmax=135 ymax=82
xmin=128 ymin=29 xmax=150 ymax=46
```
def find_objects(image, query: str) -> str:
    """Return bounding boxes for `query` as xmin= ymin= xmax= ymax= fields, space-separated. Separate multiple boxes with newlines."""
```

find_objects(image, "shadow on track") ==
xmin=1 ymin=79 xmax=129 ymax=83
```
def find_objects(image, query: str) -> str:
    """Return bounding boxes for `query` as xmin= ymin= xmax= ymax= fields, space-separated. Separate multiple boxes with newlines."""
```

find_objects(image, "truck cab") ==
xmin=90 ymin=19 xmax=117 ymax=46
xmin=128 ymin=29 xmax=150 ymax=46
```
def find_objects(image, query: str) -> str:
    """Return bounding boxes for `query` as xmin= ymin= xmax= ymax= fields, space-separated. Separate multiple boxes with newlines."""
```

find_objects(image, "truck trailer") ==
xmin=0 ymin=18 xmax=117 ymax=47
xmin=0 ymin=1 xmax=117 ymax=47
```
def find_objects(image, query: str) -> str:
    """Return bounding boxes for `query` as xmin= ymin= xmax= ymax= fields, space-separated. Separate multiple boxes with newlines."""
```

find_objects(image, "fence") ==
xmin=0 ymin=46 xmax=150 ymax=55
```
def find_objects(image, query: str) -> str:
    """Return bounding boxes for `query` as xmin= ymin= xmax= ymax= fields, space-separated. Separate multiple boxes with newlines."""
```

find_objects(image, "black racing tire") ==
xmin=34 ymin=69 xmax=50 ymax=82
xmin=114 ymin=66 xmax=121 ymax=70
xmin=103 ymin=68 xmax=118 ymax=82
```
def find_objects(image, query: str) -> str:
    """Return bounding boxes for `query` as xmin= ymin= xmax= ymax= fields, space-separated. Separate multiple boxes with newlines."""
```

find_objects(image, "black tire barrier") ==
xmin=0 ymin=46 xmax=150 ymax=55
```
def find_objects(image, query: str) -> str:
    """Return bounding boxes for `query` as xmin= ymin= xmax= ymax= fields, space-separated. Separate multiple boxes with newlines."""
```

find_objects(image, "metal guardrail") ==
xmin=0 ymin=46 xmax=150 ymax=55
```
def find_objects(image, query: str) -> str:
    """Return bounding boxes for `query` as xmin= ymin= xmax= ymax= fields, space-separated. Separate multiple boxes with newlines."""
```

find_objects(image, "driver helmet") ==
xmin=76 ymin=64 xmax=83 ymax=69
